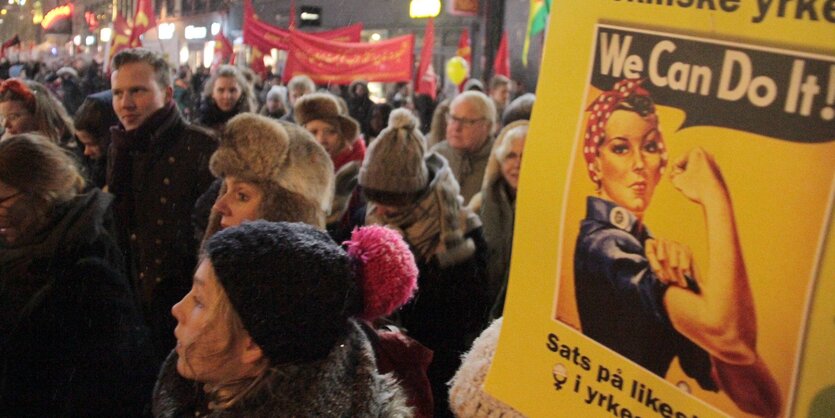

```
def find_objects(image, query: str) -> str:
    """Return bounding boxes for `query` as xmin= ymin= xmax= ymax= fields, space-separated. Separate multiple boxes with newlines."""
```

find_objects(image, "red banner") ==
xmin=283 ymin=30 xmax=414 ymax=85
xmin=243 ymin=0 xmax=361 ymax=51
xmin=415 ymin=18 xmax=437 ymax=99
xmin=493 ymin=31 xmax=510 ymax=77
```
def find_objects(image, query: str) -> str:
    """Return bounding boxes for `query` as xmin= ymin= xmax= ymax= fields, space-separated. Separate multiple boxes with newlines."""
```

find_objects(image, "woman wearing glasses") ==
xmin=0 ymin=134 xmax=156 ymax=415
xmin=0 ymin=78 xmax=80 ymax=158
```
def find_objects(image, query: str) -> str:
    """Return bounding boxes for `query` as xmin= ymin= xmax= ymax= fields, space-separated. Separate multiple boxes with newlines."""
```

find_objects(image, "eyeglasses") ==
xmin=446 ymin=114 xmax=485 ymax=127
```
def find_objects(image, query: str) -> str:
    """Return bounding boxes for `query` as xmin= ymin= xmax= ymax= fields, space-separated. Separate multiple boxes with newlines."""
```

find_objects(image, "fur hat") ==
xmin=209 ymin=113 xmax=334 ymax=222
xmin=205 ymin=221 xmax=417 ymax=364
xmin=448 ymin=318 xmax=525 ymax=417
xmin=358 ymin=109 xmax=429 ymax=205
xmin=293 ymin=92 xmax=359 ymax=143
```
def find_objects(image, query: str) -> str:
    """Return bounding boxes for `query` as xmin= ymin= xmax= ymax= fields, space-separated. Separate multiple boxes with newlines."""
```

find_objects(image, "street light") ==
xmin=410 ymin=0 xmax=440 ymax=18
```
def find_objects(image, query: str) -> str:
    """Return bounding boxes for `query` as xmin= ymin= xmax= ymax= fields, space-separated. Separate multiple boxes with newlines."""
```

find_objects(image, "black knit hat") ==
xmin=205 ymin=220 xmax=360 ymax=364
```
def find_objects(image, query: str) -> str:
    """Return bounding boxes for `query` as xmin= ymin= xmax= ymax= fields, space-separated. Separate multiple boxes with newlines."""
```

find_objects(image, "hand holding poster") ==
xmin=486 ymin=2 xmax=834 ymax=417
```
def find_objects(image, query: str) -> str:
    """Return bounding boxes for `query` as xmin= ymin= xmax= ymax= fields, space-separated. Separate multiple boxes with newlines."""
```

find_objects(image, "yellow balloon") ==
xmin=446 ymin=56 xmax=469 ymax=85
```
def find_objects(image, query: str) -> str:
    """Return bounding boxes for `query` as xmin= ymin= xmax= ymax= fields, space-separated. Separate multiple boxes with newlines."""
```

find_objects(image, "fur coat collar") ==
xmin=153 ymin=319 xmax=413 ymax=417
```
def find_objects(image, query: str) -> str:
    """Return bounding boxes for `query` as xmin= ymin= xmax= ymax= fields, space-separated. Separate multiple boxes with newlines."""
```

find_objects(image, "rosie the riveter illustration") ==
xmin=573 ymin=78 xmax=782 ymax=417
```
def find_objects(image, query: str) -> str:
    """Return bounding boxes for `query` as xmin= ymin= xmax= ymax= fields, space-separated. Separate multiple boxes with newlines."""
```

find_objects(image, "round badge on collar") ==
xmin=609 ymin=207 xmax=631 ymax=231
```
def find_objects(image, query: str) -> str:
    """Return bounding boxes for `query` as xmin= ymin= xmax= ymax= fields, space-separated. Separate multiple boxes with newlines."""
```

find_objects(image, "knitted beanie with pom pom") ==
xmin=205 ymin=220 xmax=417 ymax=364
xmin=358 ymin=108 xmax=429 ymax=203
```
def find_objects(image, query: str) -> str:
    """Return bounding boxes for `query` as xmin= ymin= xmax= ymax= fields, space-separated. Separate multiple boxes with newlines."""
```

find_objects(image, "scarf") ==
xmin=366 ymin=154 xmax=481 ymax=267
xmin=198 ymin=99 xmax=244 ymax=131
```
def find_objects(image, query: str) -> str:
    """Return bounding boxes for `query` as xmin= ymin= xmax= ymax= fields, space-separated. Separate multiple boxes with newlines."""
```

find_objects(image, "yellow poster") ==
xmin=488 ymin=2 xmax=834 ymax=417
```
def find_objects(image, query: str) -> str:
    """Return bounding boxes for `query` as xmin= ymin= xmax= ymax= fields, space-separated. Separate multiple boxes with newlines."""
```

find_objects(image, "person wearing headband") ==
xmin=574 ymin=78 xmax=781 ymax=417
xmin=0 ymin=78 xmax=78 ymax=155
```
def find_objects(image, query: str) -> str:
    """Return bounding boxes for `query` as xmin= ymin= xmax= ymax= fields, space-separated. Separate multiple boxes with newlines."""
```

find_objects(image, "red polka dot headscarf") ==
xmin=583 ymin=78 xmax=668 ymax=182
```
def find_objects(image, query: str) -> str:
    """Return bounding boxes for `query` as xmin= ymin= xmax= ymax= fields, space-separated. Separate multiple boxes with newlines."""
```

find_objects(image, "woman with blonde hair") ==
xmin=477 ymin=120 xmax=528 ymax=318
xmin=196 ymin=65 xmax=257 ymax=132
xmin=200 ymin=113 xmax=334 ymax=242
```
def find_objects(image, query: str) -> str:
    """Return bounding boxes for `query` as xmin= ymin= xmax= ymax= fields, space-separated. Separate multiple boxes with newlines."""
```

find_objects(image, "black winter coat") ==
xmin=108 ymin=103 xmax=217 ymax=361
xmin=0 ymin=190 xmax=157 ymax=416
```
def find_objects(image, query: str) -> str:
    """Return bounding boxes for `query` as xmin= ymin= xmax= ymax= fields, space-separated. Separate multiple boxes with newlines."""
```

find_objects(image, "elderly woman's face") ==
xmin=212 ymin=177 xmax=265 ymax=229
xmin=211 ymin=76 xmax=242 ymax=112
xmin=594 ymin=109 xmax=662 ymax=219
xmin=500 ymin=135 xmax=526 ymax=190
xmin=305 ymin=119 xmax=344 ymax=158
xmin=0 ymin=100 xmax=36 ymax=136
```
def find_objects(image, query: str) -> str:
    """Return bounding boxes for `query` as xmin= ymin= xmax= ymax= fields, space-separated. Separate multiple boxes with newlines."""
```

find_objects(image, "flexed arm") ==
xmin=665 ymin=147 xmax=755 ymax=362
xmin=662 ymin=147 xmax=781 ymax=416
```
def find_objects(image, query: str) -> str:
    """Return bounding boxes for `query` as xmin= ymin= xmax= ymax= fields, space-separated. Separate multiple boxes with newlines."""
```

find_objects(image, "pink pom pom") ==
xmin=344 ymin=225 xmax=418 ymax=321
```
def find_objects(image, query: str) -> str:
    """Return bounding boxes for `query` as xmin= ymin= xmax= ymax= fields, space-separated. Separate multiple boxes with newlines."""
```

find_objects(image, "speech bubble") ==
xmin=589 ymin=25 xmax=834 ymax=144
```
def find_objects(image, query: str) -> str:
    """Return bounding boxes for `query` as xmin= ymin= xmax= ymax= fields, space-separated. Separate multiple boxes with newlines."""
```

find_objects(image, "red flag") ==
xmin=415 ymin=18 xmax=437 ymax=100
xmin=250 ymin=45 xmax=267 ymax=77
xmin=110 ymin=13 xmax=135 ymax=57
xmin=212 ymin=32 xmax=234 ymax=72
xmin=456 ymin=29 xmax=471 ymax=67
xmin=128 ymin=0 xmax=157 ymax=46
xmin=493 ymin=31 xmax=510 ymax=78
xmin=288 ymin=0 xmax=297 ymax=30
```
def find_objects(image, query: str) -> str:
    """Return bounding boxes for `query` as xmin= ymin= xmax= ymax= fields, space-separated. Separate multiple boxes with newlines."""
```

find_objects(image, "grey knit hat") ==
xmin=358 ymin=109 xmax=428 ymax=202
xmin=209 ymin=113 xmax=334 ymax=216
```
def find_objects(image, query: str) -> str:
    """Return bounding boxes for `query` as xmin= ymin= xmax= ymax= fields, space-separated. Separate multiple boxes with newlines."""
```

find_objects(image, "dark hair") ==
xmin=618 ymin=93 xmax=656 ymax=117
xmin=112 ymin=48 xmax=172 ymax=89
xmin=73 ymin=91 xmax=119 ymax=143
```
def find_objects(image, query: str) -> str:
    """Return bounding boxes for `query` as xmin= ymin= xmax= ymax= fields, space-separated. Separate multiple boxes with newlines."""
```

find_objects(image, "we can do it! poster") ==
xmin=487 ymin=2 xmax=834 ymax=417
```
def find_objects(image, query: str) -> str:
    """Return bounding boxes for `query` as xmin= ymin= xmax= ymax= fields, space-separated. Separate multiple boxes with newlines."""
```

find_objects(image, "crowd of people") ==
xmin=0 ymin=48 xmax=533 ymax=416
